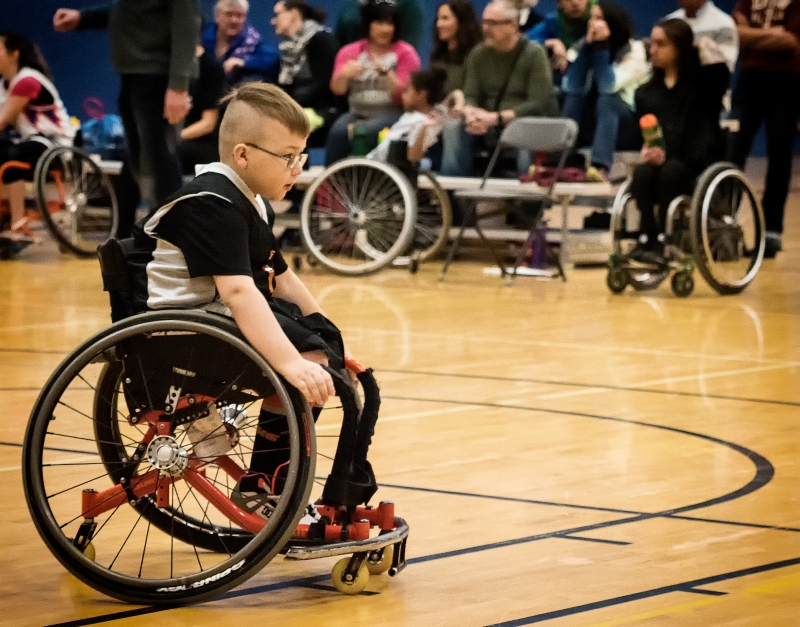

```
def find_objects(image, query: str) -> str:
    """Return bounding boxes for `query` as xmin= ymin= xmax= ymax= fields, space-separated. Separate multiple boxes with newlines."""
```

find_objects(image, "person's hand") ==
xmin=641 ymin=146 xmax=666 ymax=166
xmin=53 ymin=8 xmax=81 ymax=32
xmin=546 ymin=38 xmax=568 ymax=72
xmin=222 ymin=57 xmax=245 ymax=75
xmin=164 ymin=89 xmax=190 ymax=125
xmin=281 ymin=358 xmax=335 ymax=406
xmin=465 ymin=108 xmax=495 ymax=135
xmin=446 ymin=89 xmax=465 ymax=117
xmin=588 ymin=19 xmax=610 ymax=43
xmin=342 ymin=59 xmax=364 ymax=80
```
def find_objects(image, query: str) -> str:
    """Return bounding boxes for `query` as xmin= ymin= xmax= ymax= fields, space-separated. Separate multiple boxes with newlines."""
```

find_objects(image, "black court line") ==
xmin=39 ymin=397 xmax=780 ymax=625
xmin=560 ymin=535 xmax=631 ymax=546
xmin=0 ymin=386 xmax=44 ymax=392
xmin=683 ymin=587 xmax=728 ymax=596
xmin=378 ymin=482 xmax=800 ymax=534
xmin=380 ymin=368 xmax=800 ymax=408
xmin=481 ymin=557 xmax=800 ymax=626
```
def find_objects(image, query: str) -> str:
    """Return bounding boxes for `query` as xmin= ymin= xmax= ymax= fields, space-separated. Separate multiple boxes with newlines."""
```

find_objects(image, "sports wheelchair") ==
xmin=0 ymin=144 xmax=118 ymax=259
xmin=298 ymin=149 xmax=452 ymax=276
xmin=21 ymin=239 xmax=408 ymax=605
xmin=607 ymin=161 xmax=765 ymax=297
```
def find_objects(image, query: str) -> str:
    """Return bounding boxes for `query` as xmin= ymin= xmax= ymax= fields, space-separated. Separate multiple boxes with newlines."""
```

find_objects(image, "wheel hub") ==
xmin=146 ymin=435 xmax=189 ymax=476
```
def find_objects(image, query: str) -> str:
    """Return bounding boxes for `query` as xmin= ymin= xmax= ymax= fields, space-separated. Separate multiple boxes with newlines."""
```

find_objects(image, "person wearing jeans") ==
xmin=53 ymin=0 xmax=199 ymax=238
xmin=560 ymin=2 xmax=647 ymax=176
xmin=730 ymin=0 xmax=800 ymax=258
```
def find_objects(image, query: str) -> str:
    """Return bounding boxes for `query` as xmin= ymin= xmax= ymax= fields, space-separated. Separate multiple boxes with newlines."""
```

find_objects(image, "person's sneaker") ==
xmin=763 ymin=232 xmax=782 ymax=259
xmin=629 ymin=238 xmax=665 ymax=266
xmin=231 ymin=473 xmax=279 ymax=520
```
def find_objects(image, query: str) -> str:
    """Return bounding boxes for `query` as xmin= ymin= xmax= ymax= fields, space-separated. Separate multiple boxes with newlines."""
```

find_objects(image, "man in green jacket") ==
xmin=54 ymin=0 xmax=200 ymax=237
xmin=441 ymin=0 xmax=558 ymax=176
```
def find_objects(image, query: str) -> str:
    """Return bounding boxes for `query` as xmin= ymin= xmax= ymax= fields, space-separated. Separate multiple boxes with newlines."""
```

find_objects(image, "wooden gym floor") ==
xmin=1 ymin=185 xmax=799 ymax=627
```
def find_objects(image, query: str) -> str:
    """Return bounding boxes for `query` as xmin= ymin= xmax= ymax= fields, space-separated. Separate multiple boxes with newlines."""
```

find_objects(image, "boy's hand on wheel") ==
xmin=282 ymin=359 xmax=335 ymax=406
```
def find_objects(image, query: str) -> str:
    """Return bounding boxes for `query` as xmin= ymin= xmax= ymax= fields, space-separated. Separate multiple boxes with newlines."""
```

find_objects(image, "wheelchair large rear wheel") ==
xmin=394 ymin=169 xmax=452 ymax=266
xmin=34 ymin=146 xmax=119 ymax=258
xmin=23 ymin=311 xmax=315 ymax=605
xmin=690 ymin=163 xmax=765 ymax=295
xmin=300 ymin=158 xmax=416 ymax=275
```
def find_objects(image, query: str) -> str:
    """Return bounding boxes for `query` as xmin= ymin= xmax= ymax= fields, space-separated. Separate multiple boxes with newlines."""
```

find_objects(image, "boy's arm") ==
xmin=272 ymin=268 xmax=323 ymax=316
xmin=214 ymin=274 xmax=334 ymax=405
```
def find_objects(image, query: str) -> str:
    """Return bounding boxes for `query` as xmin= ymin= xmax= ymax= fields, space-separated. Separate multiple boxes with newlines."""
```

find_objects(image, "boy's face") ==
xmin=232 ymin=118 xmax=307 ymax=201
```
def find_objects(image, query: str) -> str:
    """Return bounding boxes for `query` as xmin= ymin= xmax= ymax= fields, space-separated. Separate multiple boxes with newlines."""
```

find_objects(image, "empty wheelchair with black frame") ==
xmin=607 ymin=157 xmax=766 ymax=298
xmin=21 ymin=238 xmax=408 ymax=606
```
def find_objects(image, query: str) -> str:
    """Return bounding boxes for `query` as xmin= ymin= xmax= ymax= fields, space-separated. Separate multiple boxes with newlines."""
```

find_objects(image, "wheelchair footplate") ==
xmin=607 ymin=250 xmax=696 ymax=298
xmin=283 ymin=501 xmax=409 ymax=593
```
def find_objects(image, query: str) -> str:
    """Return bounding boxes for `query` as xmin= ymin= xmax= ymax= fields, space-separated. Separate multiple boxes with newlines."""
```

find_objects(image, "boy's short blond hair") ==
xmin=219 ymin=82 xmax=310 ymax=157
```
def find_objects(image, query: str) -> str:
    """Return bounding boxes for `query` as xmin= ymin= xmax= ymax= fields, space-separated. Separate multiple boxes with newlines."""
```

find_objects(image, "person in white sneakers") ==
xmin=668 ymin=0 xmax=739 ymax=71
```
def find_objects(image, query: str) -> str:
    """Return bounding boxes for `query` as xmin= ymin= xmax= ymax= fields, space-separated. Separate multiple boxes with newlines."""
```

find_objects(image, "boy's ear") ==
xmin=232 ymin=143 xmax=249 ymax=168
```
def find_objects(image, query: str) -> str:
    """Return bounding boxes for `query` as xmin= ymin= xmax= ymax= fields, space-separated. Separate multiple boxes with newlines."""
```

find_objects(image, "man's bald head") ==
xmin=218 ymin=82 xmax=309 ymax=160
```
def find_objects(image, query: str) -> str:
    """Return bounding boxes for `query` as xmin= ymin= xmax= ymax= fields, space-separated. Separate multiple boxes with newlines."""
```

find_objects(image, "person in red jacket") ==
xmin=731 ymin=0 xmax=800 ymax=258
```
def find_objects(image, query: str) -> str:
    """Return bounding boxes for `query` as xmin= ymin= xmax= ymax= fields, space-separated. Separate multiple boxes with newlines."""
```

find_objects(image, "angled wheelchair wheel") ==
xmin=609 ymin=179 xmax=667 ymax=291
xmin=690 ymin=163 xmax=765 ymax=295
xmin=300 ymin=158 xmax=416 ymax=275
xmin=23 ymin=311 xmax=315 ymax=605
xmin=394 ymin=170 xmax=452 ymax=266
xmin=34 ymin=146 xmax=119 ymax=258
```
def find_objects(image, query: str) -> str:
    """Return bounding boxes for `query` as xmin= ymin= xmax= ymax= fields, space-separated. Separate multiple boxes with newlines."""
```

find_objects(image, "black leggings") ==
xmin=630 ymin=160 xmax=693 ymax=241
xmin=0 ymin=140 xmax=48 ymax=183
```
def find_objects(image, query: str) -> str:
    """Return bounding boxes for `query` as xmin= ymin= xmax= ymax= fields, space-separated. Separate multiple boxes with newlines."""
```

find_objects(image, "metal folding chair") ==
xmin=439 ymin=117 xmax=579 ymax=282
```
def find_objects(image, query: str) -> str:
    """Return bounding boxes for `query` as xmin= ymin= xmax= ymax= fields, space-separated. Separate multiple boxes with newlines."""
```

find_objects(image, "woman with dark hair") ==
xmin=325 ymin=0 xmax=420 ymax=164
xmin=629 ymin=18 xmax=730 ymax=261
xmin=561 ymin=2 xmax=649 ymax=178
xmin=0 ymin=31 xmax=74 ymax=242
xmin=273 ymin=0 xmax=342 ymax=147
xmin=430 ymin=0 xmax=482 ymax=100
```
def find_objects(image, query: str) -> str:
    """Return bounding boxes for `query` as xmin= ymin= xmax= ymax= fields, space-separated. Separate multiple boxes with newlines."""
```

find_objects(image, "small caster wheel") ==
xmin=408 ymin=251 xmax=421 ymax=274
xmin=366 ymin=545 xmax=393 ymax=575
xmin=292 ymin=255 xmax=303 ymax=271
xmin=306 ymin=254 xmax=319 ymax=268
xmin=606 ymin=267 xmax=628 ymax=294
xmin=671 ymin=271 xmax=694 ymax=298
xmin=331 ymin=557 xmax=370 ymax=595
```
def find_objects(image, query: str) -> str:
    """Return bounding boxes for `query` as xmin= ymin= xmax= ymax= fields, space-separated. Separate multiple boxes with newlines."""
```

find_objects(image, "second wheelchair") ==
xmin=607 ymin=161 xmax=765 ymax=297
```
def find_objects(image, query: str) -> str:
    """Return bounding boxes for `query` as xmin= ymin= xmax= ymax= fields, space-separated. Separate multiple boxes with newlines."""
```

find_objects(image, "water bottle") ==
xmin=640 ymin=114 xmax=666 ymax=150
xmin=350 ymin=122 xmax=371 ymax=156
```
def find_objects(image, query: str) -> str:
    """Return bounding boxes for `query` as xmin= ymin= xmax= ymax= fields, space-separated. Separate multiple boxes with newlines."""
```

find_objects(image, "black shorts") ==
xmin=269 ymin=297 xmax=345 ymax=370
xmin=0 ymin=139 xmax=48 ymax=183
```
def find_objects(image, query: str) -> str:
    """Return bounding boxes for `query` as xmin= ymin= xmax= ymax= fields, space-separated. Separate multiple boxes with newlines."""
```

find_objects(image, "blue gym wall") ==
xmin=7 ymin=0 xmax=771 ymax=152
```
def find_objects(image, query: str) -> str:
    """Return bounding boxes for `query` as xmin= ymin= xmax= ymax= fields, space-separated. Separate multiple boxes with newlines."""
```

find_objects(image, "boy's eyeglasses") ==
xmin=483 ymin=18 xmax=514 ymax=26
xmin=245 ymin=143 xmax=308 ymax=170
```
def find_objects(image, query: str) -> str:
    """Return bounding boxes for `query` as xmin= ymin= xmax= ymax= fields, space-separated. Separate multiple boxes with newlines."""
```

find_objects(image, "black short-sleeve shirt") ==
xmin=152 ymin=173 xmax=288 ymax=299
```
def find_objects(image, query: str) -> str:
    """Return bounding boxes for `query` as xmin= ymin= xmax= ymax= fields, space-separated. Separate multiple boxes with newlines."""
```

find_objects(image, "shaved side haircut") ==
xmin=219 ymin=82 xmax=310 ymax=157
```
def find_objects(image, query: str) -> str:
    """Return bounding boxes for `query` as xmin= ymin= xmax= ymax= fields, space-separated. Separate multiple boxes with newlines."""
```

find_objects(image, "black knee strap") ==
xmin=320 ymin=367 xmax=380 ymax=508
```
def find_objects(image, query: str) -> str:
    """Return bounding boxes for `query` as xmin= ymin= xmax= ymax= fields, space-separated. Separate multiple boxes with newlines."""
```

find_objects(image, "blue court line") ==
xmin=380 ymin=368 xmax=800 ymax=408
xmin=481 ymin=557 xmax=800 ymax=626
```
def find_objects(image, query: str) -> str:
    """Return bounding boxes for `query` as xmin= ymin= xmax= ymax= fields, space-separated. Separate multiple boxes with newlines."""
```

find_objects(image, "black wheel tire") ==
xmin=606 ymin=267 xmax=628 ymax=294
xmin=689 ymin=163 xmax=763 ymax=295
xmin=671 ymin=271 xmax=695 ymax=298
xmin=292 ymin=255 xmax=303 ymax=271
xmin=22 ymin=311 xmax=316 ymax=605
xmin=33 ymin=145 xmax=118 ymax=258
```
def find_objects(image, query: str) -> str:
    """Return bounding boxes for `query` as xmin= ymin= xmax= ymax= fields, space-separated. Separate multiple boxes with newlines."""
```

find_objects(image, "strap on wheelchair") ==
xmin=97 ymin=238 xmax=138 ymax=323
xmin=320 ymin=367 xmax=380 ymax=508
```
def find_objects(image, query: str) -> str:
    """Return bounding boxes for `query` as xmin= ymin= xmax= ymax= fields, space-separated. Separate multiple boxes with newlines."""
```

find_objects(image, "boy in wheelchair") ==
xmin=131 ymin=82 xmax=353 ymax=517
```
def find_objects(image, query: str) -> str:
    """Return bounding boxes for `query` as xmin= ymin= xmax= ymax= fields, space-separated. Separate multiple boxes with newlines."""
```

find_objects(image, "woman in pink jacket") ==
xmin=325 ymin=1 xmax=420 ymax=164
